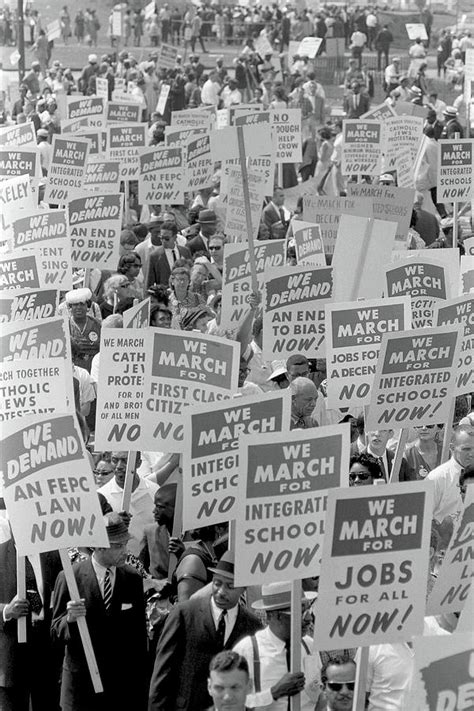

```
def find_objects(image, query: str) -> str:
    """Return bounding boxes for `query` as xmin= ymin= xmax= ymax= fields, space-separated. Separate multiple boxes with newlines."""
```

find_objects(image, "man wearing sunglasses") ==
xmin=320 ymin=655 xmax=356 ymax=710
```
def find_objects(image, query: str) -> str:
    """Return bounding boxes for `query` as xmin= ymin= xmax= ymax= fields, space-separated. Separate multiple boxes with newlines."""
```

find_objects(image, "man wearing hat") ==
xmin=441 ymin=106 xmax=464 ymax=139
xmin=51 ymin=513 xmax=148 ymax=710
xmin=187 ymin=208 xmax=217 ymax=258
xmin=36 ymin=128 xmax=52 ymax=176
xmin=233 ymin=581 xmax=321 ymax=710
xmin=65 ymin=288 xmax=101 ymax=373
xmin=79 ymin=54 xmax=98 ymax=95
xmin=149 ymin=550 xmax=262 ymax=711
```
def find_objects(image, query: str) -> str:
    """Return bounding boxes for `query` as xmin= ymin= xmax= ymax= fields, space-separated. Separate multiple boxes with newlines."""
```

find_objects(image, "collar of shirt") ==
xmin=367 ymin=447 xmax=388 ymax=475
xmin=210 ymin=596 xmax=239 ymax=643
xmin=91 ymin=554 xmax=116 ymax=596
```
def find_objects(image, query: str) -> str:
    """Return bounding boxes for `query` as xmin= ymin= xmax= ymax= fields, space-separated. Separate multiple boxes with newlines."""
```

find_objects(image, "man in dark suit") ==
xmin=262 ymin=186 xmax=291 ymax=239
xmin=0 ymin=528 xmax=62 ymax=711
xmin=343 ymin=81 xmax=370 ymax=118
xmin=148 ymin=550 xmax=262 ymax=711
xmin=146 ymin=221 xmax=192 ymax=289
xmin=51 ymin=513 xmax=148 ymax=711
xmin=186 ymin=209 xmax=218 ymax=258
xmin=364 ymin=429 xmax=412 ymax=482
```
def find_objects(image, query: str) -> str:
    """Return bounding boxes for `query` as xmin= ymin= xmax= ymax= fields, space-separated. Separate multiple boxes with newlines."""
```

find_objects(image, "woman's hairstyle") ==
xmin=349 ymin=453 xmax=383 ymax=479
xmin=117 ymin=253 xmax=141 ymax=274
xmin=103 ymin=274 xmax=129 ymax=300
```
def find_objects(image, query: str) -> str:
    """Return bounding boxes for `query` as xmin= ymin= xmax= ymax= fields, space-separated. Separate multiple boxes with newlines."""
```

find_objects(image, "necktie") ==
xmin=103 ymin=568 xmax=112 ymax=610
xmin=279 ymin=207 xmax=286 ymax=225
xmin=216 ymin=609 xmax=227 ymax=647
xmin=172 ymin=249 xmax=177 ymax=264
xmin=25 ymin=557 xmax=43 ymax=615
xmin=378 ymin=457 xmax=387 ymax=481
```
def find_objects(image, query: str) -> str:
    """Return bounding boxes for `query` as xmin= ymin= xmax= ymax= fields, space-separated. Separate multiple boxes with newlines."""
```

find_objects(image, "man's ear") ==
xmin=207 ymin=678 xmax=212 ymax=696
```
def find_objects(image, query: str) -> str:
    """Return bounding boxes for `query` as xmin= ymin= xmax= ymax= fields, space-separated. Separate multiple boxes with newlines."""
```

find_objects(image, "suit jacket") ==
xmin=146 ymin=245 xmax=192 ymax=289
xmin=186 ymin=232 xmax=210 ymax=259
xmin=262 ymin=202 xmax=283 ymax=230
xmin=0 ymin=539 xmax=62 ymax=688
xmin=361 ymin=447 xmax=413 ymax=482
xmin=148 ymin=592 xmax=262 ymax=711
xmin=51 ymin=558 xmax=147 ymax=711
xmin=343 ymin=93 xmax=370 ymax=118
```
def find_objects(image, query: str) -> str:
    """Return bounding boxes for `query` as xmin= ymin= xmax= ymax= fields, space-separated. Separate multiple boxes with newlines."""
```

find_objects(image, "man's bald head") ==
xmin=451 ymin=426 xmax=474 ymax=469
xmin=290 ymin=377 xmax=318 ymax=419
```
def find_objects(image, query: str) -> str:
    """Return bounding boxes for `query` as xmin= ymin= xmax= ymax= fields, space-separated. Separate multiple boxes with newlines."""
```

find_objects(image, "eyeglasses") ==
xmin=349 ymin=471 xmax=370 ymax=481
xmin=209 ymin=245 xmax=222 ymax=250
xmin=327 ymin=682 xmax=356 ymax=692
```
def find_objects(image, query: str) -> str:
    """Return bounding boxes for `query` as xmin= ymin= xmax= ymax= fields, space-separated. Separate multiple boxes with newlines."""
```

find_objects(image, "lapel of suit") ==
xmin=81 ymin=557 xmax=106 ymax=610
xmin=225 ymin=606 xmax=246 ymax=649
xmin=200 ymin=595 xmax=218 ymax=641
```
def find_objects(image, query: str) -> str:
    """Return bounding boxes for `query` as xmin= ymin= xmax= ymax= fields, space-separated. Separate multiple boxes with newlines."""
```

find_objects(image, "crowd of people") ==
xmin=1 ymin=3 xmax=473 ymax=711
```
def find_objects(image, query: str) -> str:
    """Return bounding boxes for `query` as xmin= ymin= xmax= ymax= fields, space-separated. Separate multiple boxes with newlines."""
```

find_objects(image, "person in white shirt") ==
xmin=233 ymin=581 xmax=320 ymax=711
xmin=365 ymin=12 xmax=378 ymax=50
xmin=201 ymin=70 xmax=221 ymax=106
xmin=427 ymin=426 xmax=474 ymax=523
xmin=426 ymin=91 xmax=447 ymax=121
xmin=350 ymin=29 xmax=367 ymax=68
xmin=99 ymin=451 xmax=158 ymax=557
xmin=221 ymin=78 xmax=242 ymax=108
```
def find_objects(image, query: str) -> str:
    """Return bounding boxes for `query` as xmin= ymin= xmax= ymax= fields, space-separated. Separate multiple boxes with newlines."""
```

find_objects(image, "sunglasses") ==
xmin=349 ymin=471 xmax=370 ymax=481
xmin=209 ymin=245 xmax=222 ymax=250
xmin=327 ymin=682 xmax=356 ymax=692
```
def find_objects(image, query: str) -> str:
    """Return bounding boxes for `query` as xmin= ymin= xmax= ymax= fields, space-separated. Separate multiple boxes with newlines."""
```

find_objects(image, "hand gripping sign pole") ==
xmin=236 ymin=126 xmax=259 ymax=294
xmin=16 ymin=551 xmax=27 ymax=643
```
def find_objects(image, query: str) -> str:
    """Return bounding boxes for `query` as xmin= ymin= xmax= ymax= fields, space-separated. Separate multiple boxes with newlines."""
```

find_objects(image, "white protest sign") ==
xmin=66 ymin=96 xmax=106 ymax=129
xmin=111 ymin=8 xmax=123 ymax=36
xmin=298 ymin=36 xmax=322 ymax=58
xmin=1 ymin=413 xmax=108 ymax=555
xmin=313 ymin=482 xmax=433 ymax=650
xmin=158 ymin=43 xmax=178 ymax=69
xmin=95 ymin=329 xmax=239 ymax=453
xmin=11 ymin=209 xmax=72 ymax=291
xmin=0 ymin=123 xmax=36 ymax=147
xmin=347 ymin=184 xmax=415 ymax=248
xmin=0 ymin=288 xmax=58 ymax=324
xmin=83 ymin=160 xmax=121 ymax=193
xmin=68 ymin=194 xmax=123 ymax=271
xmin=107 ymin=123 xmax=147 ymax=180
xmin=427 ymin=486 xmax=474 ymax=616
xmin=138 ymin=146 xmax=185 ymax=205
xmin=411 ymin=633 xmax=474 ymax=711
xmin=395 ymin=149 xmax=415 ymax=188
xmin=361 ymin=102 xmax=396 ymax=122
xmin=221 ymin=154 xmax=274 ymax=197
xmin=393 ymin=101 xmax=427 ymax=119
xmin=221 ymin=241 xmax=285 ymax=333
xmin=165 ymin=125 xmax=207 ymax=148
xmin=270 ymin=108 xmax=302 ymax=163
xmin=73 ymin=130 xmax=107 ymax=159
xmin=183 ymin=391 xmax=291 ymax=530
xmin=171 ymin=108 xmax=212 ymax=128
xmin=262 ymin=265 xmax=333 ymax=360
xmin=156 ymin=84 xmax=170 ymax=115
xmin=106 ymin=102 xmax=141 ymax=124
xmin=254 ymin=33 xmax=274 ymax=58
xmin=406 ymin=23 xmax=428 ymax=40
xmin=95 ymin=77 xmax=109 ymax=100
xmin=0 ymin=146 xmax=42 ymax=185
xmin=384 ymin=115 xmax=424 ymax=171
xmin=122 ymin=298 xmax=150 ymax=329
xmin=43 ymin=135 xmax=90 ymax=206
xmin=0 ymin=249 xmax=49 ymax=291
xmin=46 ymin=19 xmax=61 ymax=40
xmin=302 ymin=195 xmax=369 ymax=255
xmin=184 ymin=133 xmax=214 ymax=191
xmin=234 ymin=425 xmax=350 ymax=586
xmin=341 ymin=120 xmax=384 ymax=176
xmin=0 ymin=315 xmax=72 ymax=364
xmin=461 ymin=256 xmax=474 ymax=293
xmin=435 ymin=294 xmax=474 ymax=395
xmin=292 ymin=220 xmax=325 ymax=265
xmin=437 ymin=139 xmax=474 ymax=203
xmin=225 ymin=165 xmax=267 ymax=243
xmin=325 ymin=297 xmax=412 ymax=410
xmin=366 ymin=325 xmax=461 ymax=431
xmin=0 ymin=174 xmax=35 ymax=231
xmin=463 ymin=237 xmax=474 ymax=256
xmin=209 ymin=124 xmax=272 ymax=162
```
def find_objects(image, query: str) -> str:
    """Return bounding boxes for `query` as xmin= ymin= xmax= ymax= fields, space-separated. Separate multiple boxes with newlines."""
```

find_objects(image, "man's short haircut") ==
xmin=452 ymin=424 xmax=474 ymax=445
xmin=289 ymin=376 xmax=317 ymax=396
xmin=209 ymin=651 xmax=249 ymax=676
xmin=132 ymin=223 xmax=149 ymax=240
xmin=321 ymin=654 xmax=356 ymax=684
xmin=160 ymin=220 xmax=178 ymax=235
xmin=287 ymin=354 xmax=309 ymax=369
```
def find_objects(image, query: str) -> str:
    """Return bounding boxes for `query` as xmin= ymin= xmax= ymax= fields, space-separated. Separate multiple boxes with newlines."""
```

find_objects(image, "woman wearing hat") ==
xmin=65 ymin=287 xmax=101 ymax=373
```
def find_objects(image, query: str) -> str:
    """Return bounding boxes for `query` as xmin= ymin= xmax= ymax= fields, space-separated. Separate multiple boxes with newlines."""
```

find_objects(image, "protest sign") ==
xmin=313 ymin=482 xmax=433 ymax=650
xmin=221 ymin=241 xmax=285 ymax=332
xmin=46 ymin=19 xmax=61 ymax=40
xmin=95 ymin=329 xmax=239 ymax=453
xmin=392 ymin=101 xmax=426 ymax=119
xmin=184 ymin=133 xmax=214 ymax=191
xmin=383 ymin=115 xmax=424 ymax=171
xmin=215 ymin=109 xmax=229 ymax=129
xmin=255 ymin=33 xmax=274 ymax=58
xmin=183 ymin=391 xmax=291 ymax=529
xmin=43 ymin=135 xmax=89 ymax=206
xmin=221 ymin=154 xmax=274 ymax=197
xmin=384 ymin=254 xmax=452 ymax=328
xmin=209 ymin=124 xmax=272 ymax=162
xmin=234 ymin=425 xmax=350 ymax=586
xmin=347 ymin=184 xmax=415 ymax=248
xmin=332 ymin=216 xmax=397 ymax=301
xmin=0 ymin=288 xmax=58 ymax=324
xmin=298 ymin=36 xmax=322 ymax=58
xmin=74 ymin=130 xmax=107 ymax=158
xmin=61 ymin=117 xmax=92 ymax=135
xmin=262 ymin=265 xmax=333 ymax=360
xmin=66 ymin=96 xmax=106 ymax=129
xmin=95 ymin=77 xmax=109 ymax=101
xmin=156 ymin=84 xmax=170 ymax=114
xmin=427 ymin=486 xmax=474 ymax=616
xmin=0 ymin=146 xmax=41 ymax=185
xmin=230 ymin=105 xmax=265 ymax=126
xmin=107 ymin=123 xmax=147 ymax=180
xmin=0 ymin=357 xmax=73 ymax=422
xmin=325 ymin=297 xmax=412 ymax=410
xmin=361 ymin=102 xmax=396 ymax=121
xmin=0 ymin=315 xmax=71 ymax=364
xmin=405 ymin=23 xmax=428 ymax=40
xmin=0 ymin=174 xmax=35 ymax=231
xmin=292 ymin=220 xmax=325 ymax=265
xmin=171 ymin=109 xmax=212 ymax=129
xmin=437 ymin=139 xmax=474 ymax=203
xmin=302 ymin=195 xmax=369 ymax=255
xmin=165 ymin=126 xmax=207 ymax=149
xmin=461 ymin=256 xmax=474 ymax=294
xmin=411 ymin=633 xmax=474 ymax=711
xmin=1 ymin=413 xmax=108 ymax=556
xmin=270 ymin=109 xmax=302 ymax=163
xmin=122 ymin=298 xmax=150 ymax=329
xmin=0 ymin=249 xmax=49 ymax=291
xmin=435 ymin=294 xmax=474 ymax=395
xmin=11 ymin=208 xmax=72 ymax=290
xmin=366 ymin=325 xmax=461 ymax=431
xmin=463 ymin=237 xmax=474 ymax=256
xmin=83 ymin=160 xmax=121 ymax=193
xmin=395 ymin=149 xmax=415 ymax=188
xmin=0 ymin=123 xmax=36 ymax=147
xmin=68 ymin=193 xmax=123 ymax=271
xmin=158 ymin=43 xmax=178 ymax=69
xmin=341 ymin=120 xmax=384 ymax=176
xmin=106 ymin=102 xmax=141 ymax=124
xmin=138 ymin=146 xmax=184 ymax=204
xmin=224 ymin=165 xmax=267 ymax=243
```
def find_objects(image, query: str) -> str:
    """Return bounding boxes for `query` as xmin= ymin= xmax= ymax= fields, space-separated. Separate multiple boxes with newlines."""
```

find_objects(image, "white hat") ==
xmin=379 ymin=173 xmax=395 ymax=183
xmin=267 ymin=359 xmax=288 ymax=382
xmin=65 ymin=287 xmax=92 ymax=304
xmin=252 ymin=581 xmax=317 ymax=610
xmin=88 ymin=54 xmax=98 ymax=64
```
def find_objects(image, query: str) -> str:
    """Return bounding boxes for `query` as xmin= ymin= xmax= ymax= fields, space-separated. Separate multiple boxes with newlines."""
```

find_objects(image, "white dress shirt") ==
xmin=210 ymin=596 xmax=239 ymax=644
xmin=201 ymin=79 xmax=220 ymax=106
xmin=427 ymin=457 xmax=463 ymax=523
xmin=91 ymin=554 xmax=116 ymax=597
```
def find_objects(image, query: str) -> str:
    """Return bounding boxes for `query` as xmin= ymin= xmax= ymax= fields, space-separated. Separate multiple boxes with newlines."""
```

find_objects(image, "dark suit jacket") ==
xmin=361 ymin=447 xmax=413 ymax=482
xmin=262 ymin=202 xmax=282 ymax=230
xmin=0 ymin=539 xmax=62 ymax=691
xmin=148 ymin=592 xmax=262 ymax=711
xmin=186 ymin=233 xmax=210 ymax=259
xmin=343 ymin=93 xmax=370 ymax=118
xmin=51 ymin=558 xmax=147 ymax=711
xmin=146 ymin=245 xmax=192 ymax=289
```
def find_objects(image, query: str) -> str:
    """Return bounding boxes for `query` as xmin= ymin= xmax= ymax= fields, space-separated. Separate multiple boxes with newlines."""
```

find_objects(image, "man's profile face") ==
xmin=207 ymin=668 xmax=249 ymax=710
xmin=325 ymin=662 xmax=356 ymax=710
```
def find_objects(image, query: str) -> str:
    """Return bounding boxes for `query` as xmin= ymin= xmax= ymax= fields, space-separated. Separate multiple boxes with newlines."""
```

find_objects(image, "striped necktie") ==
xmin=103 ymin=568 xmax=112 ymax=610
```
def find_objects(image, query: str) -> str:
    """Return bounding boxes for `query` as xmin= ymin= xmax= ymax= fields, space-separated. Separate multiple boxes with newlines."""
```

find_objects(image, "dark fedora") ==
xmin=105 ymin=513 xmax=131 ymax=544
xmin=208 ymin=549 xmax=234 ymax=580
xmin=197 ymin=209 xmax=217 ymax=225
